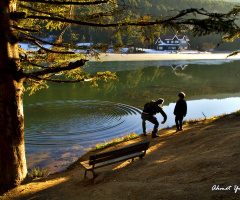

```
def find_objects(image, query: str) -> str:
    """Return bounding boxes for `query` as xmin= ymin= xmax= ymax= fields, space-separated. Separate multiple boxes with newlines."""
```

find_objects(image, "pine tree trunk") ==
xmin=0 ymin=0 xmax=27 ymax=193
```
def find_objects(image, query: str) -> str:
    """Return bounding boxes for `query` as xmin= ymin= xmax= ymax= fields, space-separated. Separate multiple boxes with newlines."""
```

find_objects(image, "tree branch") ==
xmin=19 ymin=32 xmax=67 ymax=47
xmin=19 ymin=3 xmax=124 ymax=23
xmin=19 ymin=4 xmax=70 ymax=19
xmin=25 ymin=70 xmax=117 ymax=84
xmin=19 ymin=0 xmax=111 ymax=5
xmin=26 ymin=74 xmax=86 ymax=83
xmin=18 ymin=33 xmax=75 ymax=54
xmin=26 ymin=59 xmax=88 ymax=77
xmin=25 ymin=8 xmax=238 ymax=31
xmin=33 ymin=40 xmax=75 ymax=54
xmin=20 ymin=57 xmax=49 ymax=69
xmin=11 ymin=25 xmax=39 ymax=33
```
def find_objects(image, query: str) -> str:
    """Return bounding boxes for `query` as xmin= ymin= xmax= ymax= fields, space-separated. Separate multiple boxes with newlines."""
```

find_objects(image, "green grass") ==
xmin=28 ymin=167 xmax=48 ymax=179
xmin=235 ymin=109 xmax=240 ymax=116
xmin=67 ymin=132 xmax=140 ymax=170
xmin=183 ymin=110 xmax=240 ymax=125
xmin=90 ymin=132 xmax=140 ymax=152
xmin=183 ymin=118 xmax=203 ymax=124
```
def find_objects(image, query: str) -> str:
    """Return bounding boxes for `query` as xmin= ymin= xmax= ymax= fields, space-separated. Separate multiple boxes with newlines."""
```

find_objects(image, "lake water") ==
xmin=24 ymin=59 xmax=240 ymax=173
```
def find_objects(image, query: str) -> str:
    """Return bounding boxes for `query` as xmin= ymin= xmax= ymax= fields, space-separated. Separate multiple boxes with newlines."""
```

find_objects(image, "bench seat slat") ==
xmin=80 ymin=152 xmax=145 ymax=171
xmin=89 ymin=141 xmax=149 ymax=165
xmin=95 ymin=152 xmax=144 ymax=169
xmin=80 ymin=160 xmax=92 ymax=170
xmin=91 ymin=141 xmax=148 ymax=159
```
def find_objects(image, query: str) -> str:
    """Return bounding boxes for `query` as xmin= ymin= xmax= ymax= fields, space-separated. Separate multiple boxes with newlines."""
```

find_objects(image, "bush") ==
xmin=28 ymin=167 xmax=48 ymax=178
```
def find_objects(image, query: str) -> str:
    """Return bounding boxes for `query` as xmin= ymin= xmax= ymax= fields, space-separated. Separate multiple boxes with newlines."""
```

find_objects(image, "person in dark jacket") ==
xmin=174 ymin=92 xmax=187 ymax=131
xmin=141 ymin=98 xmax=167 ymax=138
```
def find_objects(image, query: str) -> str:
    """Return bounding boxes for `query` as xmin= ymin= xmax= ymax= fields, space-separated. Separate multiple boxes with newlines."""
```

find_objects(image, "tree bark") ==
xmin=0 ymin=0 xmax=27 ymax=193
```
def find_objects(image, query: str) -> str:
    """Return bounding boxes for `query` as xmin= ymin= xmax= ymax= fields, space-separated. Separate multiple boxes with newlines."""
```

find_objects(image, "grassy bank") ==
xmin=67 ymin=109 xmax=240 ymax=170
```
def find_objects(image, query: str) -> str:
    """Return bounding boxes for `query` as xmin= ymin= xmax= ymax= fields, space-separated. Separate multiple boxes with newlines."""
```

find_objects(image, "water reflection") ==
xmin=170 ymin=64 xmax=188 ymax=70
xmin=24 ymin=59 xmax=240 ymax=173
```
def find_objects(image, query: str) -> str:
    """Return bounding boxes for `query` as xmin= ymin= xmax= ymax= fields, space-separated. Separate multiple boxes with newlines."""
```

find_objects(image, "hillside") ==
xmin=1 ymin=111 xmax=240 ymax=200
xmin=59 ymin=0 xmax=240 ymax=51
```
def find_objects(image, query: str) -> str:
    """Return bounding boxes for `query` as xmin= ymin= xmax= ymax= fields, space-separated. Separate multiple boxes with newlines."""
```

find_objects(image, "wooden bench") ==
xmin=80 ymin=141 xmax=150 ymax=177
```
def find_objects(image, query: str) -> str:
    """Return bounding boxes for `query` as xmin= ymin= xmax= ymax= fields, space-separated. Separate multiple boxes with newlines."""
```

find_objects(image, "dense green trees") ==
xmin=58 ymin=0 xmax=239 ymax=50
xmin=0 ymin=0 xmax=240 ymax=193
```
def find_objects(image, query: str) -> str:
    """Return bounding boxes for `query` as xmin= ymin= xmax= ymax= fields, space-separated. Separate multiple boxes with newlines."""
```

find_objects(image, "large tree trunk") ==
xmin=0 ymin=0 xmax=27 ymax=193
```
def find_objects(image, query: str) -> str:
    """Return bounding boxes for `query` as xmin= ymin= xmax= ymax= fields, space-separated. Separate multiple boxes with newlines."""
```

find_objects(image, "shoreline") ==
xmin=88 ymin=52 xmax=240 ymax=61
xmin=2 ymin=110 xmax=240 ymax=199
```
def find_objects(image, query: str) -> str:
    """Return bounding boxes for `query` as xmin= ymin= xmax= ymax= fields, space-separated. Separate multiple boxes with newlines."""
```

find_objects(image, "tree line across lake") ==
xmin=42 ymin=0 xmax=240 ymax=51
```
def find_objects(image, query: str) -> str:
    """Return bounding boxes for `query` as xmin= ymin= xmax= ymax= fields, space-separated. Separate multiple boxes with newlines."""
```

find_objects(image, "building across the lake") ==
xmin=155 ymin=34 xmax=190 ymax=51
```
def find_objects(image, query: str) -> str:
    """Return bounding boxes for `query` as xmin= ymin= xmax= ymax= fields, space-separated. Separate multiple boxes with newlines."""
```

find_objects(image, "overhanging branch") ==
xmin=19 ymin=31 xmax=68 ymax=47
xmin=26 ymin=59 xmax=88 ymax=77
xmin=11 ymin=25 xmax=39 ymax=33
xmin=26 ymin=74 xmax=86 ymax=83
xmin=19 ymin=2 xmax=126 ymax=22
xmin=19 ymin=34 xmax=75 ymax=54
xmin=25 ymin=8 xmax=238 ymax=32
xmin=19 ymin=0 xmax=111 ymax=5
xmin=19 ymin=4 xmax=70 ymax=19
xmin=33 ymin=40 xmax=74 ymax=54
xmin=25 ymin=69 xmax=117 ymax=84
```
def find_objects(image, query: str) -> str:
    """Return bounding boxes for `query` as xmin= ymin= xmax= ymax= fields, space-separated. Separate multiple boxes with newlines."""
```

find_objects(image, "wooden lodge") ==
xmin=155 ymin=34 xmax=190 ymax=51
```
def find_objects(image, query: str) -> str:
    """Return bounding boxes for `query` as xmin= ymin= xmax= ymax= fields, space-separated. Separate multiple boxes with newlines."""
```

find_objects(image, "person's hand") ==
xmin=161 ymin=121 xmax=165 ymax=124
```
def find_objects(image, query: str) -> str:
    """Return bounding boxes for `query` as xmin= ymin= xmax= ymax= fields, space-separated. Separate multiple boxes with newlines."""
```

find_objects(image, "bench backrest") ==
xmin=89 ymin=141 xmax=150 ymax=165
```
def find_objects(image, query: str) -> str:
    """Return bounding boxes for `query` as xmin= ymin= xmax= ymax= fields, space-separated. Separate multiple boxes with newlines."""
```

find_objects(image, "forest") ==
xmin=44 ymin=0 xmax=240 ymax=51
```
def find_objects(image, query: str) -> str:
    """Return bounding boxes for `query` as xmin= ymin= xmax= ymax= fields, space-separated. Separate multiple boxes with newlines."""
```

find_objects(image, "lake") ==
xmin=24 ymin=59 xmax=240 ymax=173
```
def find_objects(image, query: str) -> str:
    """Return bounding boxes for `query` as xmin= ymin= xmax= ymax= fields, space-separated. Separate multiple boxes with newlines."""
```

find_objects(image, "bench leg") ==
xmin=84 ymin=170 xmax=87 ymax=178
xmin=92 ymin=171 xmax=97 ymax=179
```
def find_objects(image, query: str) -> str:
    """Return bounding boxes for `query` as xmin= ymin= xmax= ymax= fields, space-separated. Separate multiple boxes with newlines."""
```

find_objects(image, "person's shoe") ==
xmin=152 ymin=135 xmax=159 ymax=138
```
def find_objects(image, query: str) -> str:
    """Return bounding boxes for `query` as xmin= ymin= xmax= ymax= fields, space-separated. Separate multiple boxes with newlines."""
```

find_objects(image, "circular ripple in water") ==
xmin=24 ymin=100 xmax=142 ymax=150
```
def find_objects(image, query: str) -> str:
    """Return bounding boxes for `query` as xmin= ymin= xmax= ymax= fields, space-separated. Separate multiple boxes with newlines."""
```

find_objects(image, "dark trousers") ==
xmin=175 ymin=115 xmax=184 ymax=130
xmin=141 ymin=113 xmax=159 ymax=136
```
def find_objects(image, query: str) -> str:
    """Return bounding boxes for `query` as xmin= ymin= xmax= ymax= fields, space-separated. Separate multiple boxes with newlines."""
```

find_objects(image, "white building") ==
xmin=155 ymin=35 xmax=190 ymax=51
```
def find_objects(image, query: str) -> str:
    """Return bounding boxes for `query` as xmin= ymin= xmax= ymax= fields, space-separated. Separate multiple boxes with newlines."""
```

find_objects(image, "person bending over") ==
xmin=141 ymin=98 xmax=167 ymax=138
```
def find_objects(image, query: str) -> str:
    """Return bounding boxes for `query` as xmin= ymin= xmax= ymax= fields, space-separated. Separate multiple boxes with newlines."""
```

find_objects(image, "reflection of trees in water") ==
xmin=45 ymin=61 xmax=240 ymax=107
xmin=124 ymin=67 xmax=165 ymax=88
xmin=112 ymin=62 xmax=240 ymax=106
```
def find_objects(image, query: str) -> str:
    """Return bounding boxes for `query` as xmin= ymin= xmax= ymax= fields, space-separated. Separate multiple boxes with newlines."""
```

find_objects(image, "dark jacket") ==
xmin=174 ymin=99 xmax=187 ymax=116
xmin=143 ymin=101 xmax=167 ymax=122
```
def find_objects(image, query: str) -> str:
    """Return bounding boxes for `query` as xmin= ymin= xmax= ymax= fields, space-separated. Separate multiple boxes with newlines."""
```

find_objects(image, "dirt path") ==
xmin=1 ymin=112 xmax=240 ymax=200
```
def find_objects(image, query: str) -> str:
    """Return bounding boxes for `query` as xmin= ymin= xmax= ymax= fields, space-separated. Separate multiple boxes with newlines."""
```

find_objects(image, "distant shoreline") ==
xmin=88 ymin=52 xmax=240 ymax=62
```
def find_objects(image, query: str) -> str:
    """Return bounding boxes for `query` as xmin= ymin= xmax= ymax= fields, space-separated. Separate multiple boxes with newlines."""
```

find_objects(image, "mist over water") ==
xmin=24 ymin=59 xmax=240 ymax=173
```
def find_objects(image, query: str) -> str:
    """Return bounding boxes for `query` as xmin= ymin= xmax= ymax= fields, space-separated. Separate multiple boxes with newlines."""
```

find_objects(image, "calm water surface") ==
xmin=24 ymin=59 xmax=240 ymax=173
